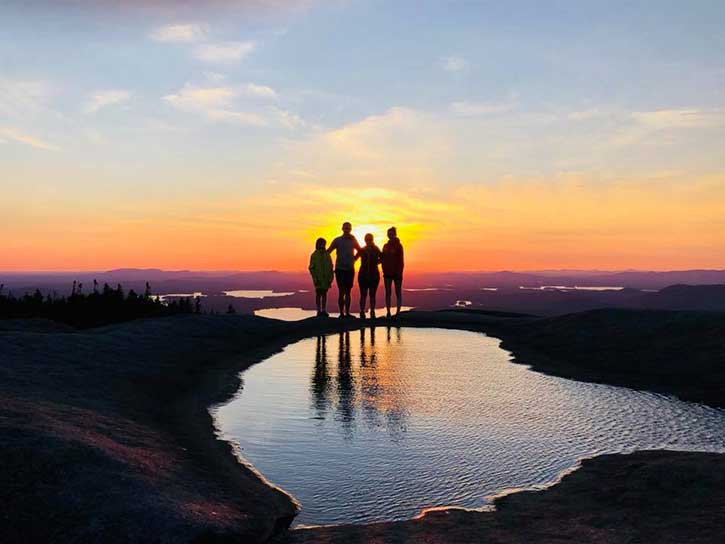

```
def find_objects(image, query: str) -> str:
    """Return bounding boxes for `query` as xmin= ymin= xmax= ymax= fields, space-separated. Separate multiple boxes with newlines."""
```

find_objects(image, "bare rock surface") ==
xmin=1 ymin=310 xmax=724 ymax=542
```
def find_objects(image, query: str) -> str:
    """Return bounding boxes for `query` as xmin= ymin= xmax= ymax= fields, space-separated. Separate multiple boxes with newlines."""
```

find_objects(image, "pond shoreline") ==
xmin=2 ymin=309 xmax=724 ymax=542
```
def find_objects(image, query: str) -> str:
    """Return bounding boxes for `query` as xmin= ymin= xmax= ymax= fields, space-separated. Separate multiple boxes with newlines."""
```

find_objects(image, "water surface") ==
xmin=224 ymin=290 xmax=295 ymax=298
xmin=255 ymin=307 xmax=414 ymax=321
xmin=214 ymin=328 xmax=725 ymax=526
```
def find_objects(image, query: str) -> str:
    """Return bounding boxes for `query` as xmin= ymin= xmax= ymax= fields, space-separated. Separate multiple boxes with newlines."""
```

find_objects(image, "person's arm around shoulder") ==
xmin=327 ymin=237 xmax=337 ymax=254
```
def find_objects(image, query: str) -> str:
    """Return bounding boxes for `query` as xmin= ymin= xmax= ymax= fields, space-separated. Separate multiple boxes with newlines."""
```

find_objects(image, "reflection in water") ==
xmin=310 ymin=328 xmax=407 ymax=438
xmin=214 ymin=328 xmax=725 ymax=526
xmin=311 ymin=336 xmax=331 ymax=420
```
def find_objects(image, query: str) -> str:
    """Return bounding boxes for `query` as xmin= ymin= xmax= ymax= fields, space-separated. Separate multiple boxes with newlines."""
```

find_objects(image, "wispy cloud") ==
xmin=632 ymin=108 xmax=725 ymax=129
xmin=273 ymin=108 xmax=305 ymax=129
xmin=0 ymin=127 xmax=58 ymax=150
xmin=150 ymin=23 xmax=208 ymax=43
xmin=0 ymin=79 xmax=50 ymax=118
xmin=163 ymin=83 xmax=276 ymax=109
xmin=245 ymin=83 xmax=277 ymax=98
xmin=193 ymin=41 xmax=256 ymax=62
xmin=205 ymin=110 xmax=268 ymax=126
xmin=84 ymin=90 xmax=131 ymax=114
xmin=163 ymin=82 xmax=295 ymax=127
xmin=164 ymin=84 xmax=238 ymax=110
xmin=450 ymin=100 xmax=514 ymax=116
xmin=440 ymin=55 xmax=468 ymax=73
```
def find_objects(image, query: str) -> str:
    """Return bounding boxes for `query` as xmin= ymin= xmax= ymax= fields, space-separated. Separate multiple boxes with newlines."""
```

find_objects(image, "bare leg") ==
xmin=344 ymin=288 xmax=352 ymax=315
xmin=394 ymin=278 xmax=403 ymax=315
xmin=384 ymin=277 xmax=392 ymax=317
xmin=338 ymin=287 xmax=345 ymax=315
xmin=369 ymin=284 xmax=378 ymax=318
xmin=315 ymin=291 xmax=322 ymax=312
xmin=360 ymin=286 xmax=369 ymax=314
xmin=321 ymin=291 xmax=327 ymax=313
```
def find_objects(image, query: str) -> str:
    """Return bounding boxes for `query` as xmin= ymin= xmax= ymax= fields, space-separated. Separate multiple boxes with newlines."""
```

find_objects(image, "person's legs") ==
xmin=315 ymin=290 xmax=322 ymax=313
xmin=359 ymin=285 xmax=369 ymax=315
xmin=384 ymin=277 xmax=393 ymax=317
xmin=343 ymin=287 xmax=352 ymax=316
xmin=394 ymin=277 xmax=403 ymax=315
xmin=335 ymin=270 xmax=346 ymax=316
xmin=369 ymin=281 xmax=378 ymax=318
xmin=320 ymin=290 xmax=328 ymax=314
xmin=338 ymin=287 xmax=345 ymax=315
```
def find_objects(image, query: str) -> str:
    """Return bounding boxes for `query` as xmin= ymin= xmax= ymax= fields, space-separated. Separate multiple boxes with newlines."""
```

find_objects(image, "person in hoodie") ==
xmin=357 ymin=233 xmax=382 ymax=319
xmin=382 ymin=226 xmax=405 ymax=318
xmin=308 ymin=237 xmax=334 ymax=317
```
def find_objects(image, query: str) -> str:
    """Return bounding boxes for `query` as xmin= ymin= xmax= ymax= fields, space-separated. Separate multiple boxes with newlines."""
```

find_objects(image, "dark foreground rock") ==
xmin=281 ymin=450 xmax=725 ymax=544
xmin=1 ymin=310 xmax=724 ymax=542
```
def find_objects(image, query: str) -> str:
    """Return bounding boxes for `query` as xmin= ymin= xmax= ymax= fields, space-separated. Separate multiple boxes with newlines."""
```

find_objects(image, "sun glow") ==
xmin=353 ymin=224 xmax=388 ymax=247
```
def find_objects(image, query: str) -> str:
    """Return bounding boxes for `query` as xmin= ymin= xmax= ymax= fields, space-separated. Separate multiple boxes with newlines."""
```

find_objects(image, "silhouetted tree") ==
xmin=0 ymin=281 xmax=197 ymax=328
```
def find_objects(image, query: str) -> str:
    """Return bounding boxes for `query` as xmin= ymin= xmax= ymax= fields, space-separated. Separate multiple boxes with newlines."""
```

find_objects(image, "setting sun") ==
xmin=353 ymin=224 xmax=387 ymax=246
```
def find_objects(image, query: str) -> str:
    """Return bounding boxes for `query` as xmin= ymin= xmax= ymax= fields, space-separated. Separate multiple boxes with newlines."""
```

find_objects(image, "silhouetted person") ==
xmin=308 ymin=237 xmax=334 ymax=317
xmin=382 ymin=226 xmax=405 ymax=318
xmin=357 ymin=233 xmax=382 ymax=319
xmin=327 ymin=222 xmax=360 ymax=318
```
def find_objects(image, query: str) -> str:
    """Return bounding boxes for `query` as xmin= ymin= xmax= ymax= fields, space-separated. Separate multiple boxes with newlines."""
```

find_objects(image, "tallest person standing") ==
xmin=382 ymin=226 xmax=404 ymax=318
xmin=327 ymin=222 xmax=360 ymax=318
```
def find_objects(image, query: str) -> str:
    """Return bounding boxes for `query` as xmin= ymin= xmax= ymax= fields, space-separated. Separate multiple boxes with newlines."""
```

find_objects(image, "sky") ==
xmin=2 ymin=0 xmax=725 ymax=272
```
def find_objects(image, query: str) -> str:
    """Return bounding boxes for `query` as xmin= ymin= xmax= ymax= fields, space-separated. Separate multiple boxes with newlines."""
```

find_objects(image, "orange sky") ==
xmin=4 ymin=172 xmax=725 ymax=272
xmin=3 ymin=3 xmax=725 ymax=272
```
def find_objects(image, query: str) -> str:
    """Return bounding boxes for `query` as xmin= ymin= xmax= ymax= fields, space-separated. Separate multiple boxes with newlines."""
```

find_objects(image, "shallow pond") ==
xmin=213 ymin=328 xmax=725 ymax=526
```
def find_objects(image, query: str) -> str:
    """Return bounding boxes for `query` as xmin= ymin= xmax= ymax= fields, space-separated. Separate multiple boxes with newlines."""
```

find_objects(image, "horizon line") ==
xmin=2 ymin=267 xmax=725 ymax=276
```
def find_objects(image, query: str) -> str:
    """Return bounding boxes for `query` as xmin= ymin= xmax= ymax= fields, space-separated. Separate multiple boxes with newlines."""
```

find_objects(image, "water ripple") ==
xmin=213 ymin=327 xmax=725 ymax=526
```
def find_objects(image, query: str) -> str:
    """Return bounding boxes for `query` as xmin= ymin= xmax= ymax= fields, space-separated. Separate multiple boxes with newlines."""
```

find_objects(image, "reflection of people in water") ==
xmin=386 ymin=325 xmax=401 ymax=344
xmin=335 ymin=331 xmax=355 ymax=434
xmin=309 ymin=329 xmax=408 ymax=437
xmin=357 ymin=233 xmax=382 ymax=319
xmin=382 ymin=226 xmax=404 ymax=318
xmin=310 ymin=335 xmax=331 ymax=418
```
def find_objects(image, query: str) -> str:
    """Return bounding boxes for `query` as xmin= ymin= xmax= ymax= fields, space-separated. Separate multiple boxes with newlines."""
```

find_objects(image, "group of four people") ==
xmin=309 ymin=222 xmax=404 ymax=319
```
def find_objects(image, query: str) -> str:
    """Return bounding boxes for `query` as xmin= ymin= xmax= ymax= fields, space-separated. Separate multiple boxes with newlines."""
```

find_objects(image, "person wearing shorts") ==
xmin=357 ymin=233 xmax=382 ymax=319
xmin=327 ymin=222 xmax=360 ymax=318
xmin=382 ymin=226 xmax=404 ymax=318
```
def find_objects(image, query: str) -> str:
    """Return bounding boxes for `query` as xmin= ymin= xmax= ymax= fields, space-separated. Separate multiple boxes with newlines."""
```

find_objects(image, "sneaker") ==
xmin=360 ymin=311 xmax=366 ymax=319
xmin=338 ymin=313 xmax=345 ymax=319
xmin=386 ymin=311 xmax=392 ymax=319
xmin=316 ymin=310 xmax=323 ymax=317
xmin=321 ymin=311 xmax=329 ymax=318
xmin=370 ymin=310 xmax=376 ymax=319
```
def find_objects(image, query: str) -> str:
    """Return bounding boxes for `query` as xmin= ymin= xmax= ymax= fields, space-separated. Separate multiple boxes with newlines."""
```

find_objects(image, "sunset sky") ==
xmin=2 ymin=1 xmax=725 ymax=272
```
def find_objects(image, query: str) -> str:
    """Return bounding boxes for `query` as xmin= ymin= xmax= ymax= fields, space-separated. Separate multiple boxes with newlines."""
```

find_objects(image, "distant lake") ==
xmin=404 ymin=287 xmax=452 ymax=292
xmin=155 ymin=292 xmax=204 ymax=301
xmin=213 ymin=328 xmax=725 ymax=525
xmin=519 ymin=285 xmax=625 ymax=291
xmin=223 ymin=290 xmax=296 ymax=299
